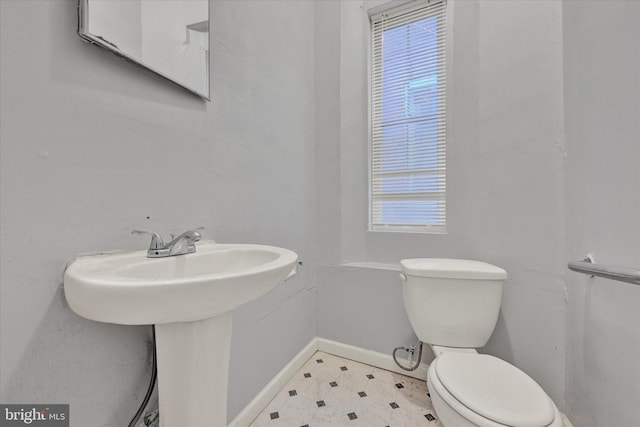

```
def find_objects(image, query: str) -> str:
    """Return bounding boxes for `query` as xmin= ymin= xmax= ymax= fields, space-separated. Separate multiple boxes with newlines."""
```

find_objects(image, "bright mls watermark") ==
xmin=0 ymin=405 xmax=68 ymax=427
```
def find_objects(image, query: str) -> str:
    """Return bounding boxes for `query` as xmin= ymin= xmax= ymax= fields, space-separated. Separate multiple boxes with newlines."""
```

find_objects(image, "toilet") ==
xmin=400 ymin=258 xmax=563 ymax=427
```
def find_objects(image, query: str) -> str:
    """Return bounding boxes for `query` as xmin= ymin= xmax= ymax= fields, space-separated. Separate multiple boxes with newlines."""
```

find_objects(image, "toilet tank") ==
xmin=400 ymin=259 xmax=507 ymax=348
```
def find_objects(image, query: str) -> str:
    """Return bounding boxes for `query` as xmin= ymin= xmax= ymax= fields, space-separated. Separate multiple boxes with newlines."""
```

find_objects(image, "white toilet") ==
xmin=400 ymin=258 xmax=563 ymax=427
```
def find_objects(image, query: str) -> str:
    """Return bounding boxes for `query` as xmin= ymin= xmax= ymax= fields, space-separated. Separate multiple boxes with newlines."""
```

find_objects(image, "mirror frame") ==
xmin=77 ymin=0 xmax=210 ymax=100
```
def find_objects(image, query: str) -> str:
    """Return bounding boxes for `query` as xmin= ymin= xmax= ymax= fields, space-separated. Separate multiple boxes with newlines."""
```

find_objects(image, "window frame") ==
xmin=367 ymin=0 xmax=449 ymax=234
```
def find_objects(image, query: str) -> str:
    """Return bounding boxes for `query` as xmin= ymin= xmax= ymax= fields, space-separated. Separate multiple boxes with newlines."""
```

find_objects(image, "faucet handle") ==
xmin=170 ymin=227 xmax=204 ymax=241
xmin=132 ymin=230 xmax=165 ymax=249
xmin=186 ymin=229 xmax=202 ymax=241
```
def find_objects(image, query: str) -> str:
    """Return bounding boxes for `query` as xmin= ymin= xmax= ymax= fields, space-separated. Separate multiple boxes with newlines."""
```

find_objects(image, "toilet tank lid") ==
xmin=400 ymin=259 xmax=507 ymax=280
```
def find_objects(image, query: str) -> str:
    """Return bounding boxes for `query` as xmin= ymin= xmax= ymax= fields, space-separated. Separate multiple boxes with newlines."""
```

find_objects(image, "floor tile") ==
xmin=249 ymin=351 xmax=437 ymax=427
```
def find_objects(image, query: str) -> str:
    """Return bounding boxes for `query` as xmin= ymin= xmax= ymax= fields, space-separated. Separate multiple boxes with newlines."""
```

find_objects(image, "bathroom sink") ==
xmin=64 ymin=239 xmax=298 ymax=426
xmin=64 ymin=240 xmax=298 ymax=325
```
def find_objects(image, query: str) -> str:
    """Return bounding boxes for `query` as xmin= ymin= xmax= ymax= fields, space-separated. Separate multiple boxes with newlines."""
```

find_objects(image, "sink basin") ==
xmin=64 ymin=240 xmax=298 ymax=325
xmin=64 ymin=240 xmax=298 ymax=427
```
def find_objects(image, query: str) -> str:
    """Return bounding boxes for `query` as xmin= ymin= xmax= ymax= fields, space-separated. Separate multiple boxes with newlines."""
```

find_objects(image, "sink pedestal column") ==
xmin=155 ymin=312 xmax=233 ymax=427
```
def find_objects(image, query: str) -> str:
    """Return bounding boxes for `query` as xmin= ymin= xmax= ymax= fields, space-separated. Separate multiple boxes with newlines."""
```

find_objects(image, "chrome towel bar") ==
xmin=568 ymin=257 xmax=640 ymax=285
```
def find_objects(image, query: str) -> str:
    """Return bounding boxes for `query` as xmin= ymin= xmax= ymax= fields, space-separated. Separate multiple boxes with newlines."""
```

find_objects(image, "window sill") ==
xmin=340 ymin=262 xmax=401 ymax=272
xmin=367 ymin=227 xmax=447 ymax=235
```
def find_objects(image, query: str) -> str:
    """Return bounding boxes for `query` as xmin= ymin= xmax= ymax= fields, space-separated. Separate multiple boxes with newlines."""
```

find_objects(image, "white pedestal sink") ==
xmin=64 ymin=241 xmax=297 ymax=427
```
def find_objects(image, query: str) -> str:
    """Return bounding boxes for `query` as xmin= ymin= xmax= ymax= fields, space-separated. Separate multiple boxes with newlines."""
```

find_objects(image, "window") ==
xmin=369 ymin=0 xmax=447 ymax=233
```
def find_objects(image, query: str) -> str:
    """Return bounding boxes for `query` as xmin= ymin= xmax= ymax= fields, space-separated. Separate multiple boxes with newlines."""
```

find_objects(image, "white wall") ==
xmin=316 ymin=0 xmax=568 ymax=408
xmin=563 ymin=1 xmax=640 ymax=426
xmin=2 ymin=2 xmax=639 ymax=426
xmin=0 ymin=0 xmax=316 ymax=425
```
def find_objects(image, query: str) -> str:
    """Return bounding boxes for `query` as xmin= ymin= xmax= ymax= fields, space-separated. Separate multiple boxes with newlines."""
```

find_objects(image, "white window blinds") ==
xmin=370 ymin=0 xmax=447 ymax=233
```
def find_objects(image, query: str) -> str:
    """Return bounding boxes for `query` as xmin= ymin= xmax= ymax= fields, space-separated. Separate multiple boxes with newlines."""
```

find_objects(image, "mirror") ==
xmin=78 ymin=0 xmax=210 ymax=100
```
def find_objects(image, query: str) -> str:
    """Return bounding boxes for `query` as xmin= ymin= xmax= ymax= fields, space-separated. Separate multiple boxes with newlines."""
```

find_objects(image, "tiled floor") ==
xmin=249 ymin=351 xmax=440 ymax=427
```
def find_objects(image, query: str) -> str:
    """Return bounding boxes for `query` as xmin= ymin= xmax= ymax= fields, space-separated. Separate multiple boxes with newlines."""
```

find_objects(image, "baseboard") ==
xmin=316 ymin=337 xmax=429 ymax=380
xmin=561 ymin=413 xmax=574 ymax=427
xmin=228 ymin=337 xmax=429 ymax=426
xmin=228 ymin=339 xmax=319 ymax=427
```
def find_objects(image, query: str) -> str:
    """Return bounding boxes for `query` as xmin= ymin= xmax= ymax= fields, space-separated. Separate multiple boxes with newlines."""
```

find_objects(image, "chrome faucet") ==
xmin=132 ymin=229 xmax=202 ymax=258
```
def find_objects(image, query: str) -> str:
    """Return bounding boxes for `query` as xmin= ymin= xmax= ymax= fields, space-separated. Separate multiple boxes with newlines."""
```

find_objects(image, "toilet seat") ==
xmin=429 ymin=353 xmax=559 ymax=427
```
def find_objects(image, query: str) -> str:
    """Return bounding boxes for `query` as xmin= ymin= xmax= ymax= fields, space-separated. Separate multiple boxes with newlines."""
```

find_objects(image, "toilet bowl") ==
xmin=399 ymin=259 xmax=563 ymax=427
